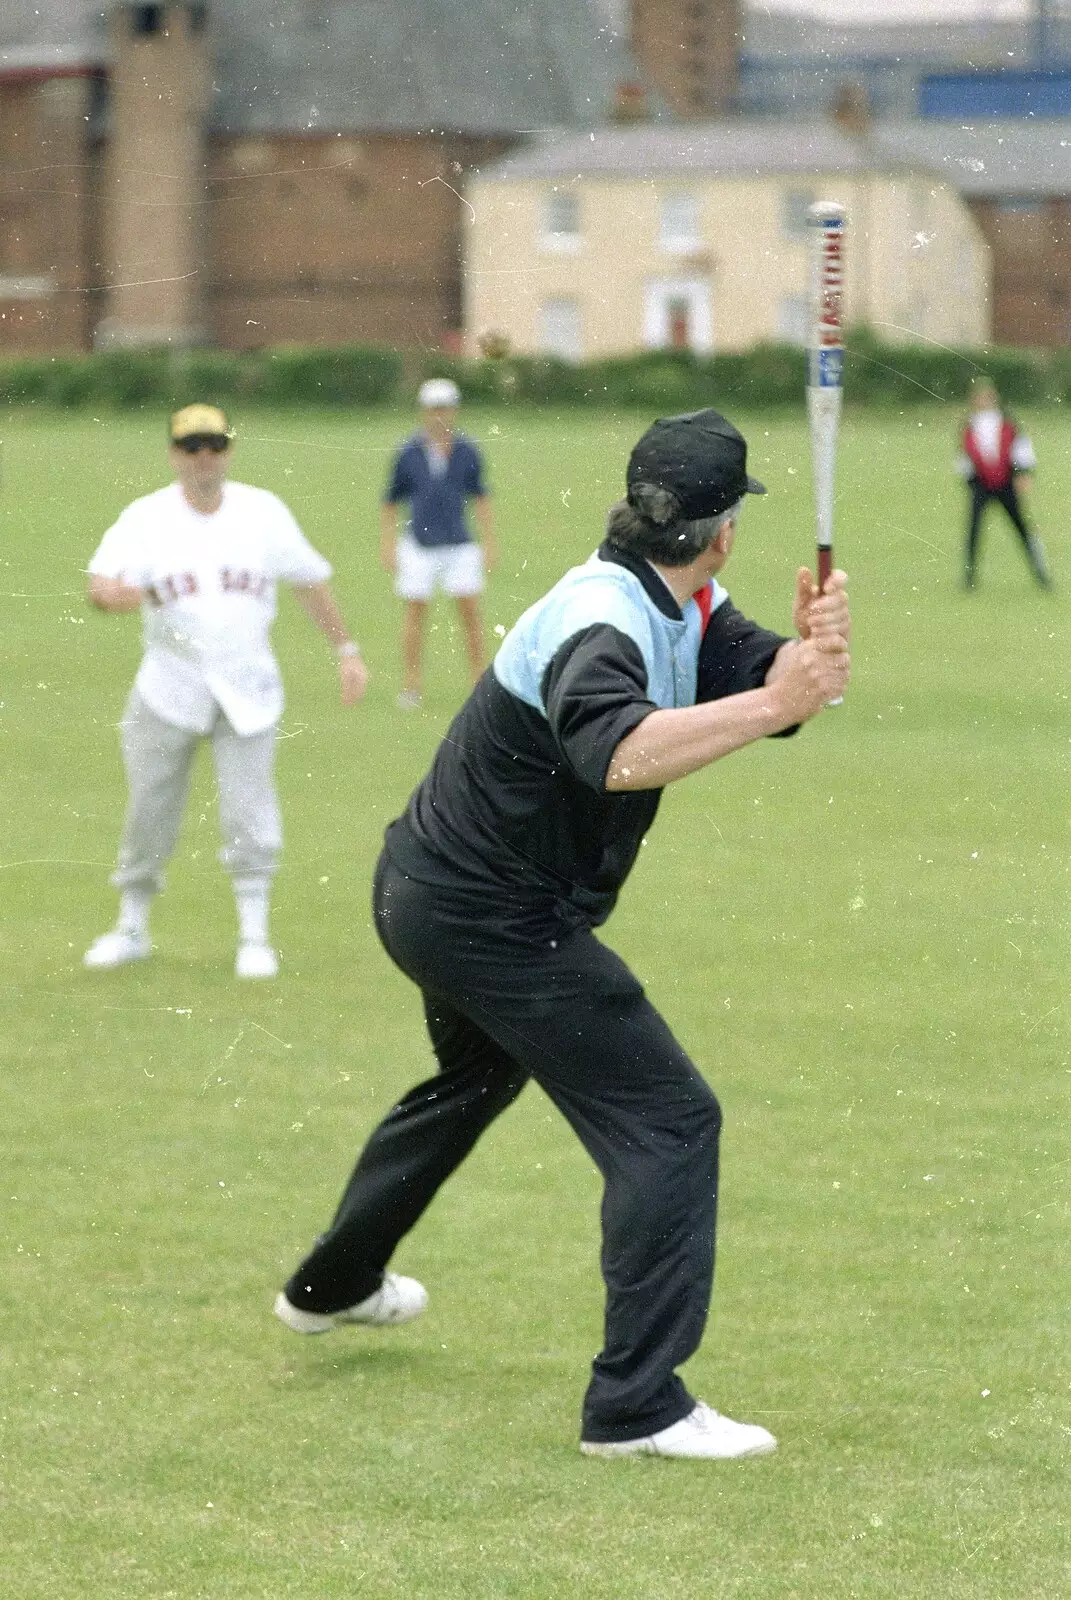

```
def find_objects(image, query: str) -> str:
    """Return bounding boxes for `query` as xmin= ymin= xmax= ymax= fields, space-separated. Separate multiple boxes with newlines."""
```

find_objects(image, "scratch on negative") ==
xmin=248 ymin=1020 xmax=293 ymax=1051
xmin=201 ymin=1031 xmax=244 ymax=1095
xmin=419 ymin=174 xmax=475 ymax=224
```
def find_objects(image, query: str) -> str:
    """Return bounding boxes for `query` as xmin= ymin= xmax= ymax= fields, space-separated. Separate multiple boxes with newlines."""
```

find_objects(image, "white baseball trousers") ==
xmin=110 ymin=688 xmax=282 ymax=894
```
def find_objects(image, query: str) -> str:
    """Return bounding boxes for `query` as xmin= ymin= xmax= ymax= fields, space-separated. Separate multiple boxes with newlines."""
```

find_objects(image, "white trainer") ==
xmin=83 ymin=930 xmax=152 ymax=970
xmin=396 ymin=689 xmax=422 ymax=711
xmin=273 ymin=1272 xmax=428 ymax=1334
xmin=580 ymin=1401 xmax=777 ymax=1460
xmin=236 ymin=942 xmax=279 ymax=979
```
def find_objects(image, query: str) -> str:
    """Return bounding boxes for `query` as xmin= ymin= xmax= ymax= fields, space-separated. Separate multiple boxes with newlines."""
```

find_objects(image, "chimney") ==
xmin=611 ymin=81 xmax=649 ymax=122
xmin=98 ymin=3 xmax=211 ymax=348
xmin=629 ymin=0 xmax=741 ymax=120
xmin=831 ymin=82 xmax=872 ymax=137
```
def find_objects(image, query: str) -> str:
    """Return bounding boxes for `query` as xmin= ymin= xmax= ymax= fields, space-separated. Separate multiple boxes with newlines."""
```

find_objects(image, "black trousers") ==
xmin=965 ymin=480 xmax=1049 ymax=586
xmin=284 ymin=852 xmax=722 ymax=1444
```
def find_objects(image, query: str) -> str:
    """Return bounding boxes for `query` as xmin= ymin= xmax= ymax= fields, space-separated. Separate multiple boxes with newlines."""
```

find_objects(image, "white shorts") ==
xmin=395 ymin=533 xmax=485 ymax=602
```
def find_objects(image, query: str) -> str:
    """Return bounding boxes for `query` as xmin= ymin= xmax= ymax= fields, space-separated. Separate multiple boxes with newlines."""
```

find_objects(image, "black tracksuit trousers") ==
xmin=965 ymin=480 xmax=1050 ymax=586
xmin=285 ymin=852 xmax=722 ymax=1444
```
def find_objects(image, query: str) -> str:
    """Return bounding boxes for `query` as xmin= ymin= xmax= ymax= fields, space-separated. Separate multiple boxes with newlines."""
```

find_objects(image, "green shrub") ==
xmin=43 ymin=357 xmax=102 ymax=406
xmin=1045 ymin=349 xmax=1071 ymax=404
xmin=417 ymin=356 xmax=507 ymax=404
xmin=167 ymin=348 xmax=259 ymax=406
xmin=844 ymin=328 xmax=1050 ymax=407
xmin=0 ymin=356 xmax=91 ymax=405
xmin=90 ymin=349 xmax=173 ymax=406
xmin=511 ymin=357 xmax=590 ymax=404
xmin=258 ymin=345 xmax=402 ymax=406
xmin=0 ymin=335 xmax=1066 ymax=412
xmin=976 ymin=345 xmax=1049 ymax=405
xmin=581 ymin=353 xmax=695 ymax=410
xmin=706 ymin=344 xmax=808 ymax=407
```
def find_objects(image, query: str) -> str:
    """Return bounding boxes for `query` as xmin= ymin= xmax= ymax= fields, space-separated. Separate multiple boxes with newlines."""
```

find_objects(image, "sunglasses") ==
xmin=175 ymin=434 xmax=230 ymax=454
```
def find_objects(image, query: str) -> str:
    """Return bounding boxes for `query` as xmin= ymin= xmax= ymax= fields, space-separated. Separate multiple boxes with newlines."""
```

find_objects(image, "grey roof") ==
xmin=475 ymin=116 xmax=1071 ymax=198
xmin=740 ymin=11 xmax=1071 ymax=69
xmin=213 ymin=0 xmax=646 ymax=135
xmin=0 ymin=0 xmax=647 ymax=135
xmin=0 ymin=0 xmax=107 ymax=73
xmin=477 ymin=120 xmax=919 ymax=182
xmin=873 ymin=120 xmax=1071 ymax=198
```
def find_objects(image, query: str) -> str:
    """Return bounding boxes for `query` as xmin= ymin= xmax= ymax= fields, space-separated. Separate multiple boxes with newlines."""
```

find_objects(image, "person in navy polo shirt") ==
xmin=380 ymin=378 xmax=498 ymax=708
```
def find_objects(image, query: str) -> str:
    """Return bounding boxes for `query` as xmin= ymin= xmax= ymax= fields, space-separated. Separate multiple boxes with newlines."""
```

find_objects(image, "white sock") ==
xmin=234 ymin=879 xmax=270 ymax=946
xmin=117 ymin=889 xmax=152 ymax=937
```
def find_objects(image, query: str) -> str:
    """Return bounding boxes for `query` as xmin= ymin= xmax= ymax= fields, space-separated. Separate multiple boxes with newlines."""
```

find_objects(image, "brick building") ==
xmin=0 ymin=0 xmax=653 ymax=354
xmin=736 ymin=7 xmax=1071 ymax=348
xmin=871 ymin=120 xmax=1071 ymax=349
xmin=5 ymin=0 xmax=1066 ymax=354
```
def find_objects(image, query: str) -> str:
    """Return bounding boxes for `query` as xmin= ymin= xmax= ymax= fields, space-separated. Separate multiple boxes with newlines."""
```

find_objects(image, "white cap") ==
xmin=418 ymin=377 xmax=461 ymax=409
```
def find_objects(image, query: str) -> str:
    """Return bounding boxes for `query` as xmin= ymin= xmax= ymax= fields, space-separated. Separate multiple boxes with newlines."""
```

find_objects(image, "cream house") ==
xmin=463 ymin=122 xmax=991 ymax=358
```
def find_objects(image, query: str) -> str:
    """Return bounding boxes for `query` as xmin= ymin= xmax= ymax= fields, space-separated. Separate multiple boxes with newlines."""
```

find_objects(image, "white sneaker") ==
xmin=236 ymin=942 xmax=279 ymax=979
xmin=580 ymin=1401 xmax=777 ymax=1460
xmin=83 ymin=929 xmax=151 ymax=969
xmin=396 ymin=689 xmax=422 ymax=710
xmin=273 ymin=1272 xmax=428 ymax=1333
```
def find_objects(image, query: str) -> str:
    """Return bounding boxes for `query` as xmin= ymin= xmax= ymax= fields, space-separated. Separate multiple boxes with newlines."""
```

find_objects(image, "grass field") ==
xmin=1 ymin=403 xmax=1069 ymax=1599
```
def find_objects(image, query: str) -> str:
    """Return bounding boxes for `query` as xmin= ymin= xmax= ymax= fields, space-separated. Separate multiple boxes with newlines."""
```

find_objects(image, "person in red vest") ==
xmin=958 ymin=379 xmax=1051 ymax=589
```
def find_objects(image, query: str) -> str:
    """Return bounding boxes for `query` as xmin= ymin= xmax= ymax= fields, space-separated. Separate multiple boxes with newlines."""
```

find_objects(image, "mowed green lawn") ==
xmin=1 ymin=403 xmax=1069 ymax=1600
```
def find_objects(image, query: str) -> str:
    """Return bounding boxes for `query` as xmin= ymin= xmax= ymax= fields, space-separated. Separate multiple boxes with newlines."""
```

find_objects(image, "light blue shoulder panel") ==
xmin=494 ymin=551 xmax=728 ymax=716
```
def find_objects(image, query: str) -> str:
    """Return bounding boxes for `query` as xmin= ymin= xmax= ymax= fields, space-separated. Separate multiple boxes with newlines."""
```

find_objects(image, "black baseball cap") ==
xmin=626 ymin=409 xmax=766 ymax=521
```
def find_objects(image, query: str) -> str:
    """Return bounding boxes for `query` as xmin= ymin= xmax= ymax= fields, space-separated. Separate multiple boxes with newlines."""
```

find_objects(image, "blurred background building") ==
xmin=464 ymin=123 xmax=990 ymax=358
xmin=0 ymin=0 xmax=642 ymax=354
xmin=0 ymin=0 xmax=1068 ymax=355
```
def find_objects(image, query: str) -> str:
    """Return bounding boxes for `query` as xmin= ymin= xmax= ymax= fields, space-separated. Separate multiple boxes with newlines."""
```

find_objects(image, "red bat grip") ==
xmin=817 ymin=546 xmax=833 ymax=590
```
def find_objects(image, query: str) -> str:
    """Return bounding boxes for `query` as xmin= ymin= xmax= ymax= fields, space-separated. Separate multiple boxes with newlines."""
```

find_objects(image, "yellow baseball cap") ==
xmin=170 ymin=403 xmax=232 ymax=442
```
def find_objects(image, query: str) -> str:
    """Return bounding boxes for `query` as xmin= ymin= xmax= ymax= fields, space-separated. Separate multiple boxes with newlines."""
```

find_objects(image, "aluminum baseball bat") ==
xmin=806 ymin=200 xmax=845 ymax=592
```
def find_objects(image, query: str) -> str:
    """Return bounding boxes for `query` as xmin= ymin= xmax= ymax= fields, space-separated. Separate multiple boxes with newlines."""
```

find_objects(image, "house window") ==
xmin=782 ymin=188 xmax=815 ymax=239
xmin=777 ymin=295 xmax=810 ymax=346
xmin=537 ymin=298 xmax=583 ymax=361
xmin=659 ymin=191 xmax=701 ymax=254
xmin=994 ymin=196 xmax=1045 ymax=213
xmin=642 ymin=279 xmax=713 ymax=353
xmin=130 ymin=5 xmax=165 ymax=36
xmin=541 ymin=189 xmax=580 ymax=251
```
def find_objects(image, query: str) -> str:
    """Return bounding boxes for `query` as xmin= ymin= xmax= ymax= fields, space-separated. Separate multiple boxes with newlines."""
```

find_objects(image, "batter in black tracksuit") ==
xmin=283 ymin=540 xmax=799 ymax=1445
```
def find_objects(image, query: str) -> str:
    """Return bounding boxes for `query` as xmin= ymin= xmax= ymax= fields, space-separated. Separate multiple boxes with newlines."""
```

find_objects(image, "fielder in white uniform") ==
xmin=83 ymin=404 xmax=368 ymax=979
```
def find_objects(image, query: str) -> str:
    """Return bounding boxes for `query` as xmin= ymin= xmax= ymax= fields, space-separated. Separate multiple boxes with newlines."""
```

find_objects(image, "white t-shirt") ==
xmin=88 ymin=480 xmax=332 ymax=736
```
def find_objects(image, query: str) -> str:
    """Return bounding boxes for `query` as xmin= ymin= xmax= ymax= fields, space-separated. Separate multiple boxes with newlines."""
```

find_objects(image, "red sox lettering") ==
xmin=220 ymin=567 xmax=269 ymax=598
xmin=145 ymin=568 xmax=268 ymax=606
xmin=145 ymin=572 xmax=199 ymax=606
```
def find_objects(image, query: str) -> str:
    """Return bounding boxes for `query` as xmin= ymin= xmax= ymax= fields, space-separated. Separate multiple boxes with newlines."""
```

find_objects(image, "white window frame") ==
xmin=781 ymin=187 xmax=816 ymax=240
xmin=642 ymin=279 xmax=713 ymax=353
xmin=0 ymin=275 xmax=55 ymax=300
xmin=540 ymin=188 xmax=581 ymax=253
xmin=659 ymin=190 xmax=701 ymax=254
xmin=537 ymin=297 xmax=583 ymax=362
xmin=777 ymin=294 xmax=810 ymax=347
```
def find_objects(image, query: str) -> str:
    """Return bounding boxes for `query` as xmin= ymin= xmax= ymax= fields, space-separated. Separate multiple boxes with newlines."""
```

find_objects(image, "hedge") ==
xmin=0 ymin=337 xmax=1067 ymax=413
